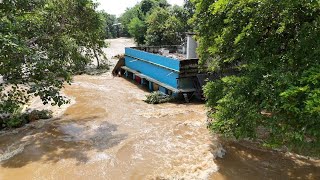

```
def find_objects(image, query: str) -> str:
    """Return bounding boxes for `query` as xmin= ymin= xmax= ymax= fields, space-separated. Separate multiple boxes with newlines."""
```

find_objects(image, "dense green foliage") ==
xmin=128 ymin=17 xmax=147 ymax=45
xmin=145 ymin=7 xmax=184 ymax=45
xmin=118 ymin=5 xmax=140 ymax=37
xmin=119 ymin=0 xmax=194 ymax=45
xmin=101 ymin=12 xmax=118 ymax=39
xmin=193 ymin=0 xmax=320 ymax=149
xmin=0 ymin=0 xmax=107 ymax=116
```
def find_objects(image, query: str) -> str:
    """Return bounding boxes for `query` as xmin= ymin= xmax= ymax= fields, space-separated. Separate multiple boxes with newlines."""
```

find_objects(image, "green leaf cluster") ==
xmin=193 ymin=0 xmax=320 ymax=150
xmin=101 ymin=12 xmax=118 ymax=39
xmin=0 ymin=0 xmax=107 ymax=114
xmin=119 ymin=0 xmax=194 ymax=45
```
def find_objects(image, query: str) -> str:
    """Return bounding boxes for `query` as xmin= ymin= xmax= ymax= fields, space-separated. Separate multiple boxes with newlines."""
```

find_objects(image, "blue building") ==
xmin=115 ymin=34 xmax=201 ymax=100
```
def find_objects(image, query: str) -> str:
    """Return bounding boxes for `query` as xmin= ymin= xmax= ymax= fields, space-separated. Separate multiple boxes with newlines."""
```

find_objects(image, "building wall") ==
xmin=125 ymin=48 xmax=180 ymax=71
xmin=125 ymin=48 xmax=180 ymax=88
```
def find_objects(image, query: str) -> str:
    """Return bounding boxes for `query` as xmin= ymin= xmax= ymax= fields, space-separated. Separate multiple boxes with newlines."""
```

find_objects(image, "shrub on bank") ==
xmin=0 ymin=110 xmax=53 ymax=129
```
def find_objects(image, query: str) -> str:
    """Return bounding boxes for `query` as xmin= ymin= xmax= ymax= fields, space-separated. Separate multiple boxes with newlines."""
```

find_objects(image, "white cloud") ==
xmin=95 ymin=0 xmax=184 ymax=17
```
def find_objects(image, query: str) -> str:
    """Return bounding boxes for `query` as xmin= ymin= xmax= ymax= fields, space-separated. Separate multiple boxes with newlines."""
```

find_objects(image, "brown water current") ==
xmin=0 ymin=38 xmax=319 ymax=180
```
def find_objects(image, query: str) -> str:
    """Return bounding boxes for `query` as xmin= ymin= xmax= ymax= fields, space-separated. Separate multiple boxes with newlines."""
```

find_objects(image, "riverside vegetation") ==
xmin=1 ymin=0 xmax=319 ymax=157
xmin=192 ymin=0 xmax=320 ymax=157
xmin=0 ymin=0 xmax=111 ymax=127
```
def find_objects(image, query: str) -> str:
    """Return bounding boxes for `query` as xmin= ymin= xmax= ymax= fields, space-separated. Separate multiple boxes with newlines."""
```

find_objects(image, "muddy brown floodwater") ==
xmin=1 ymin=38 xmax=319 ymax=180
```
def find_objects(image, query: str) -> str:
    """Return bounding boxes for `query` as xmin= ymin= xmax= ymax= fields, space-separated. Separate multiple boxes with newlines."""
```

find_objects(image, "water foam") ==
xmin=0 ymin=142 xmax=28 ymax=162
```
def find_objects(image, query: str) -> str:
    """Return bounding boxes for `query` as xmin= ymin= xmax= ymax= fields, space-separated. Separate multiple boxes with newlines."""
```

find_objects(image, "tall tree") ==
xmin=192 ymin=0 xmax=320 ymax=149
xmin=0 ymin=0 xmax=107 ymax=115
xmin=118 ymin=6 xmax=140 ymax=37
xmin=145 ymin=7 xmax=183 ymax=45
xmin=140 ymin=0 xmax=169 ymax=15
xmin=128 ymin=17 xmax=147 ymax=45
xmin=102 ymin=12 xmax=118 ymax=39
xmin=118 ymin=0 xmax=172 ymax=42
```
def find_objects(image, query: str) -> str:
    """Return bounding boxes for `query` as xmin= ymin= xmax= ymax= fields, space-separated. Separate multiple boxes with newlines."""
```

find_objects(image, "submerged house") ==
xmin=114 ymin=33 xmax=203 ymax=100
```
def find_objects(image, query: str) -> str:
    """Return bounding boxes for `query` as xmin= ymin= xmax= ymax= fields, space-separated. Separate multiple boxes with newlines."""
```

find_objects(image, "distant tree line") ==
xmin=101 ymin=12 xmax=118 ymax=39
xmin=118 ymin=0 xmax=194 ymax=45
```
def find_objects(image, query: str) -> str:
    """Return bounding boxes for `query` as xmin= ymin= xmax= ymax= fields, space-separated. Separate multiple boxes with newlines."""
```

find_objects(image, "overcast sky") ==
xmin=95 ymin=0 xmax=184 ymax=17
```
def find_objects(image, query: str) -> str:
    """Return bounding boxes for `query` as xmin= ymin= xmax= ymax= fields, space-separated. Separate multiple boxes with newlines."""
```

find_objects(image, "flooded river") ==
xmin=0 ymin=38 xmax=319 ymax=179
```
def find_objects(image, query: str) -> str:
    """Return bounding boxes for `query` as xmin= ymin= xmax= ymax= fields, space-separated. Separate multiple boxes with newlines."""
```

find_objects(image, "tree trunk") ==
xmin=93 ymin=48 xmax=100 ymax=68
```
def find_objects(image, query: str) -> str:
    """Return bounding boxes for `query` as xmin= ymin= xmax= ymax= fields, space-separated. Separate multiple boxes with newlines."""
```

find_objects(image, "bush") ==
xmin=193 ymin=0 xmax=320 ymax=151
xmin=28 ymin=110 xmax=53 ymax=121
xmin=1 ymin=110 xmax=53 ymax=129
xmin=144 ymin=91 xmax=173 ymax=104
xmin=5 ymin=115 xmax=23 ymax=128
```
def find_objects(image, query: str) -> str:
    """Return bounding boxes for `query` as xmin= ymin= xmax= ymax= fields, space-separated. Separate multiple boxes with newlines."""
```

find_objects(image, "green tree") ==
xmin=183 ymin=0 xmax=195 ymax=30
xmin=119 ymin=0 xmax=195 ymax=46
xmin=102 ymin=12 xmax=118 ymax=38
xmin=118 ymin=6 xmax=140 ymax=37
xmin=140 ymin=0 xmax=169 ymax=15
xmin=193 ymin=0 xmax=320 ymax=150
xmin=0 ymin=0 xmax=107 ymax=115
xmin=170 ymin=4 xmax=194 ymax=40
xmin=128 ymin=17 xmax=147 ymax=45
xmin=145 ymin=7 xmax=184 ymax=45
xmin=119 ymin=0 xmax=172 ymax=42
